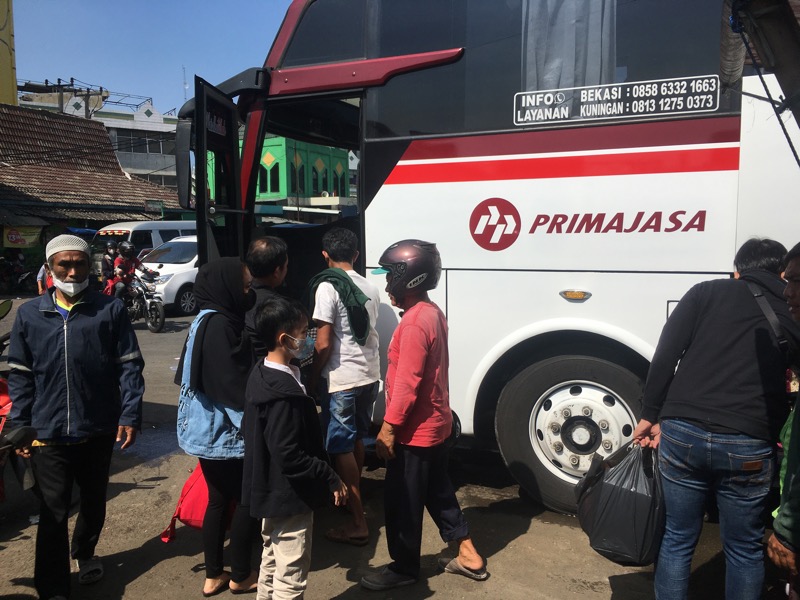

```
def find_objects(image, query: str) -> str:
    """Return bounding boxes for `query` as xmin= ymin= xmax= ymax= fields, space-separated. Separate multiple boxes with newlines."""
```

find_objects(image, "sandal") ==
xmin=229 ymin=570 xmax=259 ymax=595
xmin=203 ymin=572 xmax=231 ymax=598
xmin=437 ymin=557 xmax=489 ymax=581
xmin=76 ymin=555 xmax=104 ymax=585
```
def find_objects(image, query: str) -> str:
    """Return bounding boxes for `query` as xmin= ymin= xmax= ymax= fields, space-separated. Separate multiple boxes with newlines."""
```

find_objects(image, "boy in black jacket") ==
xmin=243 ymin=297 xmax=347 ymax=599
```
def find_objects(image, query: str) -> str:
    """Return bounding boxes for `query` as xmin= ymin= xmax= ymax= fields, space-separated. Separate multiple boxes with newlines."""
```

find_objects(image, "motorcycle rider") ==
xmin=101 ymin=241 xmax=118 ymax=286
xmin=111 ymin=241 xmax=158 ymax=300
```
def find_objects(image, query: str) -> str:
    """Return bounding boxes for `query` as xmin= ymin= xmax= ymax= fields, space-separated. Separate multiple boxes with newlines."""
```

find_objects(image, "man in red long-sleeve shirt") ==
xmin=360 ymin=240 xmax=488 ymax=592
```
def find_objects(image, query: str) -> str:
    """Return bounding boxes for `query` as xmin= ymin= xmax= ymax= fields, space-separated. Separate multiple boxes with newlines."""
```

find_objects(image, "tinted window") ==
xmin=282 ymin=0 xmax=366 ymax=68
xmin=130 ymin=230 xmax=153 ymax=251
xmin=365 ymin=0 xmax=735 ymax=138
xmin=158 ymin=229 xmax=180 ymax=243
xmin=91 ymin=232 xmax=128 ymax=255
xmin=143 ymin=241 xmax=197 ymax=264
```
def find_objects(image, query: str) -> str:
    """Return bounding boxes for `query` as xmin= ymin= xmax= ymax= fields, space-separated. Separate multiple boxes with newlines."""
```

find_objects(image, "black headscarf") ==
xmin=193 ymin=257 xmax=254 ymax=329
xmin=175 ymin=257 xmax=256 ymax=409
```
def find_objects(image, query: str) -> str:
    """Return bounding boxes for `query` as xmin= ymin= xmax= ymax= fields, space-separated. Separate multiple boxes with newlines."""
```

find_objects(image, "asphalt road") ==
xmin=0 ymin=294 xmax=792 ymax=599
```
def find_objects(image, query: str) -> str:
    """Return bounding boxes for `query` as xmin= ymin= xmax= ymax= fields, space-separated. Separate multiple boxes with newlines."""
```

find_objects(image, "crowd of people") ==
xmin=6 ymin=230 xmax=486 ymax=600
xmin=11 ymin=229 xmax=800 ymax=599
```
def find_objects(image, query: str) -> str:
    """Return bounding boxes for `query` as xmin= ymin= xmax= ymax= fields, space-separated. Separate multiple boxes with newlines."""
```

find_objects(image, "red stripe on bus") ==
xmin=384 ymin=146 xmax=740 ymax=185
xmin=400 ymin=117 xmax=741 ymax=161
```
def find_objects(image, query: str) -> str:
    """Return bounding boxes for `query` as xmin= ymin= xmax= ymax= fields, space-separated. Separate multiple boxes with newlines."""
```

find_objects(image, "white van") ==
xmin=90 ymin=220 xmax=197 ymax=281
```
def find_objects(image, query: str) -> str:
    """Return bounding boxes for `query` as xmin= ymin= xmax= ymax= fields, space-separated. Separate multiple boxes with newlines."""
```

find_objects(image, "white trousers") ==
xmin=257 ymin=511 xmax=314 ymax=600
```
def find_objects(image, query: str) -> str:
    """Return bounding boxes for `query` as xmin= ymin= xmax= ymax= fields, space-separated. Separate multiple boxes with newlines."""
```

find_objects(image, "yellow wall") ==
xmin=0 ymin=0 xmax=16 ymax=106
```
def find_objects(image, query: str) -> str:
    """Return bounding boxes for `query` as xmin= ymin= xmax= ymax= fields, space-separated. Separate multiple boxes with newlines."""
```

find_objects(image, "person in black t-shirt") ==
xmin=633 ymin=238 xmax=800 ymax=600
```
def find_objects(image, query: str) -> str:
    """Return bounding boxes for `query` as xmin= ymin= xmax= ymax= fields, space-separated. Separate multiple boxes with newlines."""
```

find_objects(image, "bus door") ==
xmin=178 ymin=76 xmax=247 ymax=265
xmin=176 ymin=45 xmax=463 ymax=282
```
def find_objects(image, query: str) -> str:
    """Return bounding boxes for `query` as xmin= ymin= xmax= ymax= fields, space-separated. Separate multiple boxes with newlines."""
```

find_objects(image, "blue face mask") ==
xmin=286 ymin=334 xmax=314 ymax=361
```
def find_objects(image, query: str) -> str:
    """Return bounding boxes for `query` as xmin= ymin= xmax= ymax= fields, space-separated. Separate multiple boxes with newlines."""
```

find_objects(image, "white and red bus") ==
xmin=176 ymin=0 xmax=800 ymax=512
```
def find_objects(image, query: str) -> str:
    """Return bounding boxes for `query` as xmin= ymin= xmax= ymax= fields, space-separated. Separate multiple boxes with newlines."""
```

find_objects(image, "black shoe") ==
xmin=360 ymin=566 xmax=417 ymax=591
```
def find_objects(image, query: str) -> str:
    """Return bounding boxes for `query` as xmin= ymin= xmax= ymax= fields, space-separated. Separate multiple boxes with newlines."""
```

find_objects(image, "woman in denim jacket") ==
xmin=176 ymin=257 xmax=259 ymax=597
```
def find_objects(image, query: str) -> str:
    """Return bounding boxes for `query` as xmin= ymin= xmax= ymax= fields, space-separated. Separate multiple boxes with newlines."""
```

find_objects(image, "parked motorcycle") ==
xmin=126 ymin=272 xmax=166 ymax=333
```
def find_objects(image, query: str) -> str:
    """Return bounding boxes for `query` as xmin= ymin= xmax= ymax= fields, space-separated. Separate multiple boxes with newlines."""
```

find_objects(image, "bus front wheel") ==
xmin=495 ymin=355 xmax=643 ymax=514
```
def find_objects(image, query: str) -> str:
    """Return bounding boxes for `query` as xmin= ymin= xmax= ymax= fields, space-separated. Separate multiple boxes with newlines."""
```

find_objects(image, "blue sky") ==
xmin=12 ymin=0 xmax=294 ymax=114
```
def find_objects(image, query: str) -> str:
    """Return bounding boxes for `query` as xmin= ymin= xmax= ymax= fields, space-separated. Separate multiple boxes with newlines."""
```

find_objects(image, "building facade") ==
xmin=18 ymin=91 xmax=178 ymax=189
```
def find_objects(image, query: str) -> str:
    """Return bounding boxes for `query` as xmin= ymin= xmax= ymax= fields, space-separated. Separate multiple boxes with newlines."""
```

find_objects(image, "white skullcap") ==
xmin=46 ymin=234 xmax=91 ymax=261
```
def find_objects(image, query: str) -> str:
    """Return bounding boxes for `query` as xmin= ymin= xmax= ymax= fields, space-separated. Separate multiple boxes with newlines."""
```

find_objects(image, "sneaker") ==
xmin=360 ymin=566 xmax=417 ymax=591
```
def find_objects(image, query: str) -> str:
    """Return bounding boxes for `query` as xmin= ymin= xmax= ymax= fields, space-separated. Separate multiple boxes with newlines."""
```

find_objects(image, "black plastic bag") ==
xmin=575 ymin=443 xmax=665 ymax=566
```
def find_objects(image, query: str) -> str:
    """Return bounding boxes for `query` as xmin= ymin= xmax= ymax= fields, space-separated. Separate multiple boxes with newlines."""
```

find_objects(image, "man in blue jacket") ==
xmin=8 ymin=234 xmax=145 ymax=600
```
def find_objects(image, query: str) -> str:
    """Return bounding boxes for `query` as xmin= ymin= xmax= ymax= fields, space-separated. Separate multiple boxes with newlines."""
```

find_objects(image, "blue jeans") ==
xmin=655 ymin=419 xmax=774 ymax=600
xmin=320 ymin=381 xmax=378 ymax=454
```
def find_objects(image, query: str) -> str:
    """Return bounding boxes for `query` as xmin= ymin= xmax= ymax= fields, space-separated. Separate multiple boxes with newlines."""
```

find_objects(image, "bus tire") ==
xmin=495 ymin=355 xmax=643 ymax=514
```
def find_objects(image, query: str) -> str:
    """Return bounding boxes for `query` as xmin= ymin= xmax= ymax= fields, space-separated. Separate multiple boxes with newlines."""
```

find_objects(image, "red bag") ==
xmin=161 ymin=461 xmax=236 ymax=542
xmin=161 ymin=462 xmax=210 ymax=542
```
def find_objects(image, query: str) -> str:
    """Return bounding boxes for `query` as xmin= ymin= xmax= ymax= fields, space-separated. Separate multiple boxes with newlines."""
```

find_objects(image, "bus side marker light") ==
xmin=559 ymin=290 xmax=592 ymax=302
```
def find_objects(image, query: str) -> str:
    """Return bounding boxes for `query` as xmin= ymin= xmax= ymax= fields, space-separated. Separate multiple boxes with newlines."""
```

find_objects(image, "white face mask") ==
xmin=52 ymin=275 xmax=89 ymax=297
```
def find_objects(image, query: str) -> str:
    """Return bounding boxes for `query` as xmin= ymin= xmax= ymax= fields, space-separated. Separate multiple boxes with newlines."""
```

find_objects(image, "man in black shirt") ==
xmin=245 ymin=236 xmax=289 ymax=359
xmin=633 ymin=238 xmax=800 ymax=600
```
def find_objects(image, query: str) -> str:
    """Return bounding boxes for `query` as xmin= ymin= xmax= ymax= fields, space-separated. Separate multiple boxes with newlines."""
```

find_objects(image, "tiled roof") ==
xmin=0 ymin=104 xmax=121 ymax=172
xmin=0 ymin=103 xmax=182 ymax=221
xmin=0 ymin=164 xmax=178 ymax=206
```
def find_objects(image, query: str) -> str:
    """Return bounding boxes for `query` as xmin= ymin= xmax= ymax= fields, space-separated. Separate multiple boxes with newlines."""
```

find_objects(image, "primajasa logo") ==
xmin=470 ymin=197 xmax=708 ymax=251
xmin=470 ymin=198 xmax=521 ymax=251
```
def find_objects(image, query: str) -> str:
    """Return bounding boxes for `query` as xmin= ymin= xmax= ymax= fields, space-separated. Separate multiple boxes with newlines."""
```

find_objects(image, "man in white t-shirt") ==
xmin=308 ymin=227 xmax=380 ymax=546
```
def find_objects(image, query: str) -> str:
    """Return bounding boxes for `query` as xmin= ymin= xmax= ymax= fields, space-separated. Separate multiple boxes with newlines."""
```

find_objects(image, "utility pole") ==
xmin=17 ymin=78 xmax=108 ymax=118
xmin=73 ymin=86 xmax=107 ymax=118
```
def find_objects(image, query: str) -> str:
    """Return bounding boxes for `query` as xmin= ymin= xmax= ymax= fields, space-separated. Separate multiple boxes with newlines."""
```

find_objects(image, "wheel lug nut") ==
xmin=602 ymin=440 xmax=613 ymax=451
xmin=553 ymin=442 xmax=563 ymax=453
xmin=550 ymin=422 xmax=561 ymax=434
xmin=582 ymin=406 xmax=592 ymax=417
xmin=562 ymin=408 xmax=571 ymax=418
xmin=599 ymin=420 xmax=609 ymax=431
xmin=569 ymin=455 xmax=580 ymax=466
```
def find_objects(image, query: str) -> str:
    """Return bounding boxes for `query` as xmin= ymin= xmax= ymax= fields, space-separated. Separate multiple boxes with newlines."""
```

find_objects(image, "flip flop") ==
xmin=76 ymin=556 xmax=104 ymax=585
xmin=437 ymin=557 xmax=489 ymax=581
xmin=203 ymin=572 xmax=231 ymax=598
xmin=230 ymin=581 xmax=258 ymax=595
xmin=230 ymin=585 xmax=258 ymax=595
xmin=325 ymin=527 xmax=369 ymax=547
